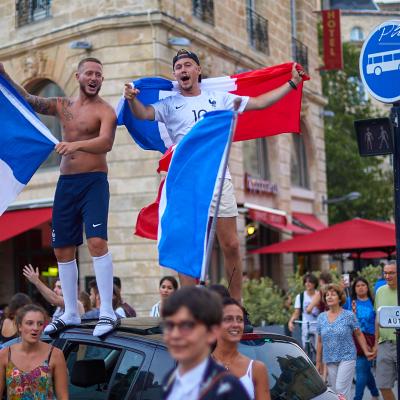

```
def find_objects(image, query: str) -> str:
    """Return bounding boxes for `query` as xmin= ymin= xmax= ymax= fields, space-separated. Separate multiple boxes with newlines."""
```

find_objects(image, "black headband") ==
xmin=172 ymin=51 xmax=200 ymax=68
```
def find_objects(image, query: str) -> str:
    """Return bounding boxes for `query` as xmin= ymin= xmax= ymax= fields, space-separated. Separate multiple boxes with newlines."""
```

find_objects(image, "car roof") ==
xmin=65 ymin=318 xmax=300 ymax=346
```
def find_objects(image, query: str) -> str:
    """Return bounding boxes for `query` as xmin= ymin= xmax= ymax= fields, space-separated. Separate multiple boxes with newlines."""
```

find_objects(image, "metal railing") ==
xmin=192 ymin=0 xmax=214 ymax=25
xmin=292 ymin=37 xmax=309 ymax=72
xmin=16 ymin=0 xmax=51 ymax=27
xmin=246 ymin=8 xmax=269 ymax=54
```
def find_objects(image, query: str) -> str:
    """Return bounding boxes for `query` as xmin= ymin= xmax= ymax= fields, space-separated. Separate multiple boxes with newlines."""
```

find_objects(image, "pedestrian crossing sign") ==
xmin=354 ymin=117 xmax=394 ymax=156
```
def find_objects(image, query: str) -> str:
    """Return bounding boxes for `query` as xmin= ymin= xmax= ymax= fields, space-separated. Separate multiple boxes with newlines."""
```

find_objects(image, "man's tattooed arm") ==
xmin=26 ymin=95 xmax=57 ymax=115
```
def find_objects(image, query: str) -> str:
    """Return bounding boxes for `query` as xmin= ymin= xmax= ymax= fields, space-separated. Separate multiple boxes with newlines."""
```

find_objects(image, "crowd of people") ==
xmin=287 ymin=262 xmax=398 ymax=400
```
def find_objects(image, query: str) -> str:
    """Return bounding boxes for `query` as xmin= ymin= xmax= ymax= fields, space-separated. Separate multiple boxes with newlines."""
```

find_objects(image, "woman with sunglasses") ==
xmin=0 ymin=304 xmax=68 ymax=399
xmin=212 ymin=297 xmax=270 ymax=400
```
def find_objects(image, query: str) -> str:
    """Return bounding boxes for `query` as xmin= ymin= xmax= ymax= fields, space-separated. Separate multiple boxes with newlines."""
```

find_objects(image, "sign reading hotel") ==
xmin=322 ymin=9 xmax=343 ymax=70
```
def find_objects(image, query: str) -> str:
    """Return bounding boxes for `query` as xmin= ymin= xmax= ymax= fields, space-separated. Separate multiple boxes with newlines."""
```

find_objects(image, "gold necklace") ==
xmin=212 ymin=352 xmax=238 ymax=371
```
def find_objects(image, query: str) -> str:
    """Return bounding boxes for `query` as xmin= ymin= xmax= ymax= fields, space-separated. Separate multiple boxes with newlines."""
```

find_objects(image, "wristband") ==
xmin=288 ymin=80 xmax=297 ymax=90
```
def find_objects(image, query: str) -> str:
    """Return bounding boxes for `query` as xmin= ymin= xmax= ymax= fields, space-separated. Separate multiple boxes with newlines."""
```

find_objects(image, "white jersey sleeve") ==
xmin=222 ymin=92 xmax=249 ymax=113
xmin=151 ymin=97 xmax=171 ymax=123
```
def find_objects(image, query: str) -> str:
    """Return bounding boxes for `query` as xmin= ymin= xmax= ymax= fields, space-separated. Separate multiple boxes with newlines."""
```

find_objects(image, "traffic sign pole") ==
xmin=392 ymin=102 xmax=400 ymax=400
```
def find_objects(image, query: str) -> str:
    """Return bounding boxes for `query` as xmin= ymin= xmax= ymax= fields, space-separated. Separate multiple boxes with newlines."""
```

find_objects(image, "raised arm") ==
xmin=0 ymin=62 xmax=57 ymax=115
xmin=245 ymin=63 xmax=305 ymax=111
xmin=123 ymin=83 xmax=155 ymax=120
xmin=23 ymin=264 xmax=64 ymax=308
xmin=55 ymin=105 xmax=116 ymax=156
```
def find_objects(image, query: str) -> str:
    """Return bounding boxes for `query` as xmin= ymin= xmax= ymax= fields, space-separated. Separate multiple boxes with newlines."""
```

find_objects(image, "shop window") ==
xmin=29 ymin=80 xmax=64 ymax=169
xmin=291 ymin=134 xmax=309 ymax=189
xmin=243 ymin=138 xmax=270 ymax=180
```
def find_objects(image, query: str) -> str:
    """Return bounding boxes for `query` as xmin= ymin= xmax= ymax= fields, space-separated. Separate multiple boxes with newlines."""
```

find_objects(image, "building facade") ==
xmin=0 ymin=0 xmax=327 ymax=314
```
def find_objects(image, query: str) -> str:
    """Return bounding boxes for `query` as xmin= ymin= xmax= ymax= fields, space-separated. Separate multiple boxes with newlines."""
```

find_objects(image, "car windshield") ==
xmin=239 ymin=337 xmax=326 ymax=400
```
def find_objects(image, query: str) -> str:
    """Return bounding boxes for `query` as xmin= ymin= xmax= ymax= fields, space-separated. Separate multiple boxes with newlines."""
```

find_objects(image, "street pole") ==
xmin=391 ymin=102 xmax=400 ymax=399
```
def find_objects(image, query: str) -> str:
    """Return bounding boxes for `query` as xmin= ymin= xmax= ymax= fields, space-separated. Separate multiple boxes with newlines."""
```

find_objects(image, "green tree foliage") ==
xmin=242 ymin=277 xmax=291 ymax=325
xmin=358 ymin=264 xmax=382 ymax=289
xmin=322 ymin=42 xmax=393 ymax=224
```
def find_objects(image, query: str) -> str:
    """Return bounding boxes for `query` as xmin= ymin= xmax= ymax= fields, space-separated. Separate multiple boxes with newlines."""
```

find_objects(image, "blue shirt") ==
xmin=344 ymin=298 xmax=375 ymax=335
xmin=317 ymin=309 xmax=360 ymax=363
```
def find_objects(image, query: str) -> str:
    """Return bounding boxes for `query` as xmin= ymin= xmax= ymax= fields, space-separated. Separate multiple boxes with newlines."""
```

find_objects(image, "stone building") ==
xmin=0 ymin=0 xmax=327 ymax=314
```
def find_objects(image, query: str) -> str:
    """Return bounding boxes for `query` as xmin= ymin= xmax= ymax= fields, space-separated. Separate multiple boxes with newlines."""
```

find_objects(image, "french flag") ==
xmin=0 ymin=75 xmax=58 ymax=215
xmin=158 ymin=110 xmax=234 ymax=278
xmin=117 ymin=62 xmax=308 ymax=152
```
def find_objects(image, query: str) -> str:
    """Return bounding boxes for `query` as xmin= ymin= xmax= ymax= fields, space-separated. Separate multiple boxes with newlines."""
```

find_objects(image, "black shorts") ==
xmin=52 ymin=172 xmax=109 ymax=248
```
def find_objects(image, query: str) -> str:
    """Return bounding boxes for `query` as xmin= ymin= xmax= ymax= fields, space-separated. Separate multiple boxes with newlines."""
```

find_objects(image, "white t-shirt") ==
xmin=151 ymin=90 xmax=249 ymax=144
xmin=152 ymin=89 xmax=249 ymax=181
xmin=294 ymin=291 xmax=320 ymax=336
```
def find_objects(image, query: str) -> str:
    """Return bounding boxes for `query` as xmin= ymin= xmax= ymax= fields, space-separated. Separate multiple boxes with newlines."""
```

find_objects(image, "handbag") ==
xmin=351 ymin=300 xmax=375 ymax=356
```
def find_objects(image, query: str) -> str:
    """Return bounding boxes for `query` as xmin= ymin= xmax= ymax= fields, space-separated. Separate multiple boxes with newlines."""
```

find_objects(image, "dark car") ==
xmin=4 ymin=318 xmax=339 ymax=399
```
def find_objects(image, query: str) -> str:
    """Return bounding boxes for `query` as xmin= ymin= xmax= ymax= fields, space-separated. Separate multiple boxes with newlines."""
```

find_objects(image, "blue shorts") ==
xmin=52 ymin=172 xmax=109 ymax=248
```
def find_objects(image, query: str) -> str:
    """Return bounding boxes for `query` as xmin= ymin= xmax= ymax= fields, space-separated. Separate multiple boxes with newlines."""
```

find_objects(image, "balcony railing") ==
xmin=16 ymin=0 xmax=51 ymax=27
xmin=192 ymin=0 xmax=214 ymax=25
xmin=292 ymin=37 xmax=309 ymax=72
xmin=246 ymin=8 xmax=269 ymax=54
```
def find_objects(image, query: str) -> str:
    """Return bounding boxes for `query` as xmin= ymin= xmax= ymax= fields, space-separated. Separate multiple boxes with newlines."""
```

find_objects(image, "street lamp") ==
xmin=322 ymin=191 xmax=361 ymax=211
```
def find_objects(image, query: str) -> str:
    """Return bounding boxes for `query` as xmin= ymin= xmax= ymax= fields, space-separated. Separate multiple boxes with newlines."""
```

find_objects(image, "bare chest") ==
xmin=58 ymin=99 xmax=102 ymax=140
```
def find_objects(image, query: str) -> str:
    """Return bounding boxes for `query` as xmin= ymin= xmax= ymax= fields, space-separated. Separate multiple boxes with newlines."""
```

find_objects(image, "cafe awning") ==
xmin=292 ymin=212 xmax=326 ymax=231
xmin=0 ymin=207 xmax=52 ymax=242
xmin=250 ymin=218 xmax=395 ymax=255
xmin=245 ymin=203 xmax=311 ymax=235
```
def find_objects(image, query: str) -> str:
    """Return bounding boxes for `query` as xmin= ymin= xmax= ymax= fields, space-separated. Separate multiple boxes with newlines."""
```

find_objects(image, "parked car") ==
xmin=3 ymin=318 xmax=340 ymax=399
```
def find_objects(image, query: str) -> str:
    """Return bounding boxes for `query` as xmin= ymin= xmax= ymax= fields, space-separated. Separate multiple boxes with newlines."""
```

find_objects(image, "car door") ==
xmin=58 ymin=332 xmax=156 ymax=400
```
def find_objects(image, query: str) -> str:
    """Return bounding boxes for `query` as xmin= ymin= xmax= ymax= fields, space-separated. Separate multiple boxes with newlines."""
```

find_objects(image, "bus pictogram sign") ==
xmin=360 ymin=20 xmax=400 ymax=103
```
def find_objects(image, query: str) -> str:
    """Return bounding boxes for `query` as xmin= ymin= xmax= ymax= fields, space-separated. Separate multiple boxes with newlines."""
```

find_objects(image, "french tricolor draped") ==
xmin=0 ymin=75 xmax=58 ymax=215
xmin=158 ymin=110 xmax=234 ymax=278
xmin=117 ymin=62 xmax=308 ymax=153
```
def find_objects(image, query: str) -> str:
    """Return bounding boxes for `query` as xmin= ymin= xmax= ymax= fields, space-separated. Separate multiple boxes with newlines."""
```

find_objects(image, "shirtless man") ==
xmin=0 ymin=58 xmax=118 ymax=336
xmin=124 ymin=49 xmax=305 ymax=302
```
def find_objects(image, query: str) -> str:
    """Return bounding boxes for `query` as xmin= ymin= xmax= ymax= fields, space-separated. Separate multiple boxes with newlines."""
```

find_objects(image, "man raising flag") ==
xmin=124 ymin=49 xmax=306 ymax=302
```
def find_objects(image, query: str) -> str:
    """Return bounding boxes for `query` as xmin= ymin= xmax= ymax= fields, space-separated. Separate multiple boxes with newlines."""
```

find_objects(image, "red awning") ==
xmin=0 ymin=208 xmax=52 ymax=242
xmin=293 ymin=212 xmax=326 ymax=231
xmin=251 ymin=218 xmax=395 ymax=255
xmin=248 ymin=207 xmax=311 ymax=235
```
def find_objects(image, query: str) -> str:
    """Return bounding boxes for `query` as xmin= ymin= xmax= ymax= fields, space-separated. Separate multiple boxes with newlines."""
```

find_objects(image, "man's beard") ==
xmin=80 ymin=82 xmax=101 ymax=97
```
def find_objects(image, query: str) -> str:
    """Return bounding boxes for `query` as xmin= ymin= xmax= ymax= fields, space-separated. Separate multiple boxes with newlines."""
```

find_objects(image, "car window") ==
xmin=64 ymin=342 xmax=121 ymax=399
xmin=239 ymin=338 xmax=326 ymax=400
xmin=140 ymin=347 xmax=175 ymax=400
xmin=108 ymin=350 xmax=144 ymax=399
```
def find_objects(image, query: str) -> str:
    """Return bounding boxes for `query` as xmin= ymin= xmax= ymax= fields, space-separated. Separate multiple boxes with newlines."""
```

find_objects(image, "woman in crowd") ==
xmin=150 ymin=276 xmax=178 ymax=317
xmin=113 ymin=285 xmax=127 ymax=318
xmin=212 ymin=297 xmax=270 ymax=400
xmin=0 ymin=293 xmax=32 ymax=345
xmin=79 ymin=291 xmax=92 ymax=314
xmin=316 ymin=283 xmax=374 ymax=399
xmin=344 ymin=277 xmax=379 ymax=400
xmin=0 ymin=304 xmax=68 ymax=399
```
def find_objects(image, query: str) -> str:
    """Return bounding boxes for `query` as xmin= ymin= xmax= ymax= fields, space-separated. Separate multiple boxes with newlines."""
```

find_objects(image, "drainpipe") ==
xmin=290 ymin=0 xmax=296 ymax=60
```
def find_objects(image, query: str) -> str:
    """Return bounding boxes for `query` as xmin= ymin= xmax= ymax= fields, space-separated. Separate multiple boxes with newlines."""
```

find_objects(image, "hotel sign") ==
xmin=322 ymin=9 xmax=343 ymax=70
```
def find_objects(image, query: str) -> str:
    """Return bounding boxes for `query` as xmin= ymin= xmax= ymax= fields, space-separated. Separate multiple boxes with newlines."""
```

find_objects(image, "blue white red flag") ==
xmin=116 ymin=63 xmax=309 ymax=153
xmin=0 ymin=75 xmax=58 ymax=215
xmin=158 ymin=110 xmax=234 ymax=278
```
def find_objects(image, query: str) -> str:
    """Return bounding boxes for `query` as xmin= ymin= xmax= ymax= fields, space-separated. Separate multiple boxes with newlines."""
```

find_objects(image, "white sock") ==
xmin=93 ymin=252 xmax=116 ymax=320
xmin=57 ymin=260 xmax=81 ymax=321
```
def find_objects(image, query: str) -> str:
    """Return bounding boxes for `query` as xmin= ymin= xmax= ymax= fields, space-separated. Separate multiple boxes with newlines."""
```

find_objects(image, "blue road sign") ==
xmin=359 ymin=20 xmax=400 ymax=103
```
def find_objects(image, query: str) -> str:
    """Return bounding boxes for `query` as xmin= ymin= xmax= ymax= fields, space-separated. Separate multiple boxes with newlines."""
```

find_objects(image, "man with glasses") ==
xmin=374 ymin=261 xmax=398 ymax=400
xmin=161 ymin=286 xmax=249 ymax=399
